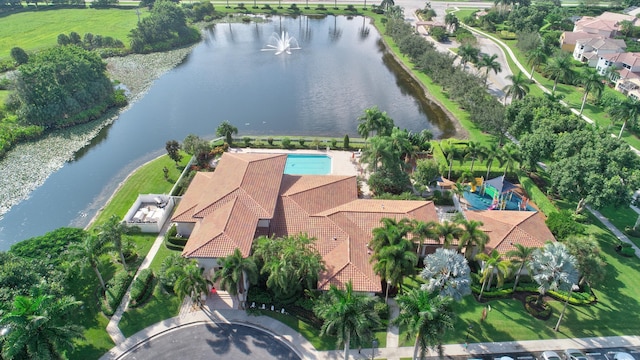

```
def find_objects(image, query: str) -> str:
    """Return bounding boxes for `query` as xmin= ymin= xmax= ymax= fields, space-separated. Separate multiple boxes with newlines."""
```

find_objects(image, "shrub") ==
xmin=624 ymin=226 xmax=640 ymax=238
xmin=130 ymin=269 xmax=155 ymax=307
xmin=103 ymin=271 xmax=133 ymax=316
xmin=294 ymin=296 xmax=314 ymax=310
xmin=243 ymin=137 xmax=252 ymax=147
xmin=374 ymin=301 xmax=390 ymax=321
xmin=247 ymin=286 xmax=273 ymax=305
xmin=546 ymin=210 xmax=584 ymax=240
xmin=343 ymin=134 xmax=350 ymax=148
xmin=316 ymin=4 xmax=327 ymax=10
xmin=330 ymin=138 xmax=337 ymax=148
xmin=346 ymin=4 xmax=356 ymax=11
xmin=267 ymin=137 xmax=274 ymax=146
xmin=262 ymin=4 xmax=271 ymax=9
xmin=158 ymin=254 xmax=190 ymax=292
xmin=524 ymin=295 xmax=551 ymax=319
xmin=620 ymin=246 xmax=636 ymax=257
xmin=289 ymin=3 xmax=298 ymax=10
xmin=281 ymin=137 xmax=291 ymax=149
xmin=298 ymin=138 xmax=305 ymax=146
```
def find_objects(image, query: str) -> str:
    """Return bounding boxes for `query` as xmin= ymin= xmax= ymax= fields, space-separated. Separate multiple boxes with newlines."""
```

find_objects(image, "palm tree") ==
xmin=444 ymin=13 xmax=459 ymax=32
xmin=0 ymin=294 xmax=84 ymax=360
xmin=502 ymin=72 xmax=530 ymax=104
xmin=370 ymin=218 xmax=412 ymax=252
xmin=420 ymin=248 xmax=472 ymax=301
xmin=475 ymin=250 xmax=511 ymax=300
xmin=578 ymin=68 xmax=604 ymax=115
xmin=440 ymin=140 xmax=456 ymax=179
xmin=380 ymin=0 xmax=394 ymax=12
xmin=499 ymin=143 xmax=520 ymax=177
xmin=411 ymin=220 xmax=439 ymax=256
xmin=457 ymin=220 xmax=489 ymax=261
xmin=436 ymin=221 xmax=462 ymax=249
xmin=361 ymin=136 xmax=396 ymax=172
xmin=390 ymin=127 xmax=414 ymax=169
xmin=608 ymin=97 xmax=640 ymax=139
xmin=212 ymin=248 xmax=258 ymax=309
xmin=458 ymin=44 xmax=479 ymax=70
xmin=506 ymin=243 xmax=536 ymax=291
xmin=172 ymin=262 xmax=212 ymax=308
xmin=371 ymin=236 xmax=418 ymax=302
xmin=545 ymin=53 xmax=574 ymax=93
xmin=216 ymin=120 xmax=238 ymax=145
xmin=478 ymin=54 xmax=502 ymax=87
xmin=357 ymin=106 xmax=394 ymax=140
xmin=394 ymin=289 xmax=455 ymax=360
xmin=314 ymin=281 xmax=381 ymax=360
xmin=526 ymin=46 xmax=547 ymax=80
xmin=464 ymin=141 xmax=484 ymax=173
xmin=70 ymin=234 xmax=113 ymax=292
xmin=530 ymin=242 xmax=579 ymax=306
xmin=484 ymin=143 xmax=501 ymax=179
xmin=97 ymin=214 xmax=138 ymax=270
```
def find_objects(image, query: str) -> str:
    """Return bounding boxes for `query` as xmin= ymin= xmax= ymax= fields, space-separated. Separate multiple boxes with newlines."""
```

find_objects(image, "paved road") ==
xmin=119 ymin=323 xmax=300 ymax=360
xmin=435 ymin=346 xmax=640 ymax=360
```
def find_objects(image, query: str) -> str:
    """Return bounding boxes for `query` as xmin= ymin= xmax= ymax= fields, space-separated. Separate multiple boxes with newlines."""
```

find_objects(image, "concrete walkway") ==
xmin=587 ymin=205 xmax=640 ymax=258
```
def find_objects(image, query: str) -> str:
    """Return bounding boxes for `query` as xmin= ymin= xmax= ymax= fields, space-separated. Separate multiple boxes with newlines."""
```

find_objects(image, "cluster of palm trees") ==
xmin=456 ymin=45 xmax=503 ymax=87
xmin=440 ymin=140 xmax=520 ymax=180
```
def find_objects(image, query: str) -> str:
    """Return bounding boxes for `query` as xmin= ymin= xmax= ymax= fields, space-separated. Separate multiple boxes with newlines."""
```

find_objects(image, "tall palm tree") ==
xmin=478 ymin=54 xmax=502 ymax=87
xmin=216 ymin=120 xmax=238 ymax=145
xmin=578 ymin=68 xmax=604 ymax=115
xmin=394 ymin=289 xmax=455 ymax=360
xmin=70 ymin=234 xmax=113 ymax=292
xmin=530 ymin=242 xmax=579 ymax=306
xmin=444 ymin=12 xmax=459 ymax=32
xmin=390 ymin=127 xmax=414 ymax=168
xmin=411 ymin=220 xmax=439 ymax=256
xmin=502 ymin=72 xmax=530 ymax=104
xmin=420 ymin=248 xmax=472 ymax=301
xmin=314 ymin=281 xmax=381 ymax=360
xmin=475 ymin=250 xmax=511 ymax=300
xmin=436 ymin=221 xmax=462 ymax=249
xmin=212 ymin=248 xmax=258 ymax=309
xmin=370 ymin=218 xmax=412 ymax=252
xmin=380 ymin=0 xmax=395 ymax=12
xmin=171 ymin=262 xmax=212 ymax=308
xmin=361 ymin=136 xmax=396 ymax=172
xmin=97 ymin=214 xmax=138 ymax=270
xmin=608 ymin=97 xmax=640 ymax=139
xmin=499 ymin=143 xmax=520 ymax=177
xmin=464 ymin=141 xmax=485 ymax=173
xmin=526 ymin=46 xmax=547 ymax=80
xmin=357 ymin=106 xmax=394 ymax=140
xmin=545 ymin=53 xmax=574 ymax=93
xmin=506 ymin=244 xmax=536 ymax=291
xmin=0 ymin=294 xmax=84 ymax=360
xmin=484 ymin=143 xmax=501 ymax=179
xmin=458 ymin=44 xmax=479 ymax=70
xmin=457 ymin=219 xmax=489 ymax=261
xmin=371 ymin=236 xmax=418 ymax=302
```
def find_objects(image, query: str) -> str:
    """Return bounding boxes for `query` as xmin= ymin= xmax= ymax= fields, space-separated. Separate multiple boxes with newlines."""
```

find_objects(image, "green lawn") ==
xmin=0 ymin=8 xmax=146 ymax=61
xmin=597 ymin=205 xmax=640 ymax=248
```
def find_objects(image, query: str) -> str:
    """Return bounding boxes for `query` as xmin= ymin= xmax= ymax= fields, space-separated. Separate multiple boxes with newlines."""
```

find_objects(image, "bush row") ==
xmin=102 ymin=271 xmax=133 ymax=316
xmin=129 ymin=269 xmax=155 ymax=308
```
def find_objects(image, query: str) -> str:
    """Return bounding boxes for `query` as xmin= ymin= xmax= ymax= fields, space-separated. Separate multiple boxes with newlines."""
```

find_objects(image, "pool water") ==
xmin=462 ymin=191 xmax=535 ymax=211
xmin=284 ymin=154 xmax=332 ymax=175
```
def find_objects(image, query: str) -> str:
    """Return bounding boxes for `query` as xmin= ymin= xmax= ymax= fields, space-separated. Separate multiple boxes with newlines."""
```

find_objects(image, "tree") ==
xmin=357 ymin=106 xmax=394 ymax=140
xmin=165 ymin=140 xmax=182 ymax=165
xmin=97 ymin=214 xmax=139 ymax=269
xmin=503 ymin=72 xmax=531 ymax=104
xmin=545 ymin=52 xmax=574 ymax=93
xmin=444 ymin=13 xmax=459 ymax=32
xmin=70 ymin=234 xmax=113 ymax=292
xmin=458 ymin=44 xmax=479 ymax=70
xmin=212 ymin=248 xmax=258 ymax=309
xmin=171 ymin=261 xmax=211 ymax=308
xmin=371 ymin=232 xmax=418 ymax=302
xmin=463 ymin=141 xmax=484 ymax=173
xmin=0 ymin=294 xmax=84 ymax=360
xmin=475 ymin=250 xmax=511 ymax=300
xmin=478 ymin=54 xmax=502 ymax=87
xmin=314 ymin=281 xmax=381 ymax=360
xmin=420 ymin=248 xmax=472 ymax=301
xmin=530 ymin=242 xmax=579 ymax=305
xmin=394 ymin=289 xmax=455 ymax=360
xmin=371 ymin=218 xmax=412 ymax=252
xmin=411 ymin=220 xmax=439 ymax=256
xmin=562 ymin=235 xmax=606 ymax=287
xmin=608 ymin=97 xmax=640 ymax=139
xmin=578 ymin=68 xmax=604 ymax=115
xmin=380 ymin=0 xmax=395 ymax=12
xmin=10 ymin=47 xmax=28 ymax=65
xmin=216 ymin=120 xmax=238 ymax=145
xmin=526 ymin=46 xmax=547 ymax=80
xmin=361 ymin=136 xmax=398 ymax=172
xmin=412 ymin=159 xmax=440 ymax=194
xmin=499 ymin=142 xmax=520 ymax=176
xmin=457 ymin=219 xmax=489 ymax=261
xmin=506 ymin=243 xmax=536 ymax=291
xmin=435 ymin=221 xmax=462 ymax=249
xmin=483 ymin=143 xmax=501 ymax=179
xmin=253 ymin=234 xmax=325 ymax=302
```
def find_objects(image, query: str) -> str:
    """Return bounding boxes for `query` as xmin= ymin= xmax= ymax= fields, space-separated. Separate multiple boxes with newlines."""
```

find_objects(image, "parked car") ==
xmin=542 ymin=351 xmax=563 ymax=360
xmin=565 ymin=349 xmax=588 ymax=360
xmin=613 ymin=352 xmax=635 ymax=360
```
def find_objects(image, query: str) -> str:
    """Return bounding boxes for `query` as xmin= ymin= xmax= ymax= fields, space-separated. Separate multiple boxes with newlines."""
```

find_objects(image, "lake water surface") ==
xmin=0 ymin=15 xmax=455 ymax=249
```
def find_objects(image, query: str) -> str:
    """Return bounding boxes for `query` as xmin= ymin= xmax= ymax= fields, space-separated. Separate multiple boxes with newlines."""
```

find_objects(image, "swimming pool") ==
xmin=462 ymin=191 xmax=535 ymax=211
xmin=284 ymin=154 xmax=332 ymax=175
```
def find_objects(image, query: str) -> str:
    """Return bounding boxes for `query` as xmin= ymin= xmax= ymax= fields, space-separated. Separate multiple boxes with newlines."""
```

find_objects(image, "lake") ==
xmin=0 ymin=15 xmax=455 ymax=249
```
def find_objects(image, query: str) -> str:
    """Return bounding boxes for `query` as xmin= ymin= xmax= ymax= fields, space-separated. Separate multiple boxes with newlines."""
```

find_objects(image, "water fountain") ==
xmin=261 ymin=31 xmax=301 ymax=55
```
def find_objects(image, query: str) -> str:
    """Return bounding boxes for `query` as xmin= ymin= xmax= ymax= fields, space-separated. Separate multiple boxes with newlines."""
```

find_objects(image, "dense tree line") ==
xmin=9 ymin=45 xmax=119 ymax=129
xmin=385 ymin=17 xmax=507 ymax=142
xmin=129 ymin=0 xmax=201 ymax=53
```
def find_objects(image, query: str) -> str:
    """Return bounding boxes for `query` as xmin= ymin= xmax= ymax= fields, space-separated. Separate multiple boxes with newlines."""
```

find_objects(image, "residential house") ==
xmin=573 ymin=37 xmax=627 ymax=67
xmin=573 ymin=11 xmax=636 ymax=38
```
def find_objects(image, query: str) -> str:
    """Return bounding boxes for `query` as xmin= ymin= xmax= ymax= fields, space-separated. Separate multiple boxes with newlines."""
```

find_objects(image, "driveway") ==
xmin=119 ymin=322 xmax=301 ymax=360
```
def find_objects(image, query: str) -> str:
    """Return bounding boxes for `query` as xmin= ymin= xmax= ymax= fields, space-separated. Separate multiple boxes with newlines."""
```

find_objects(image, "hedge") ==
xmin=102 ymin=271 xmax=133 ymax=316
xmin=129 ymin=269 xmax=155 ymax=308
xmin=517 ymin=170 xmax=557 ymax=216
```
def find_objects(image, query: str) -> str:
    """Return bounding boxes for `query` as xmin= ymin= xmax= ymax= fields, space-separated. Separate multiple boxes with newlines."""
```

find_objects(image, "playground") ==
xmin=461 ymin=175 xmax=536 ymax=211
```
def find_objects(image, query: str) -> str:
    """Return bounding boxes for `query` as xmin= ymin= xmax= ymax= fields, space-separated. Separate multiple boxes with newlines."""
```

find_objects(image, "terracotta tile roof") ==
xmin=463 ymin=210 xmax=555 ymax=255
xmin=171 ymin=172 xmax=216 ymax=222
xmin=561 ymin=32 xmax=602 ymax=45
